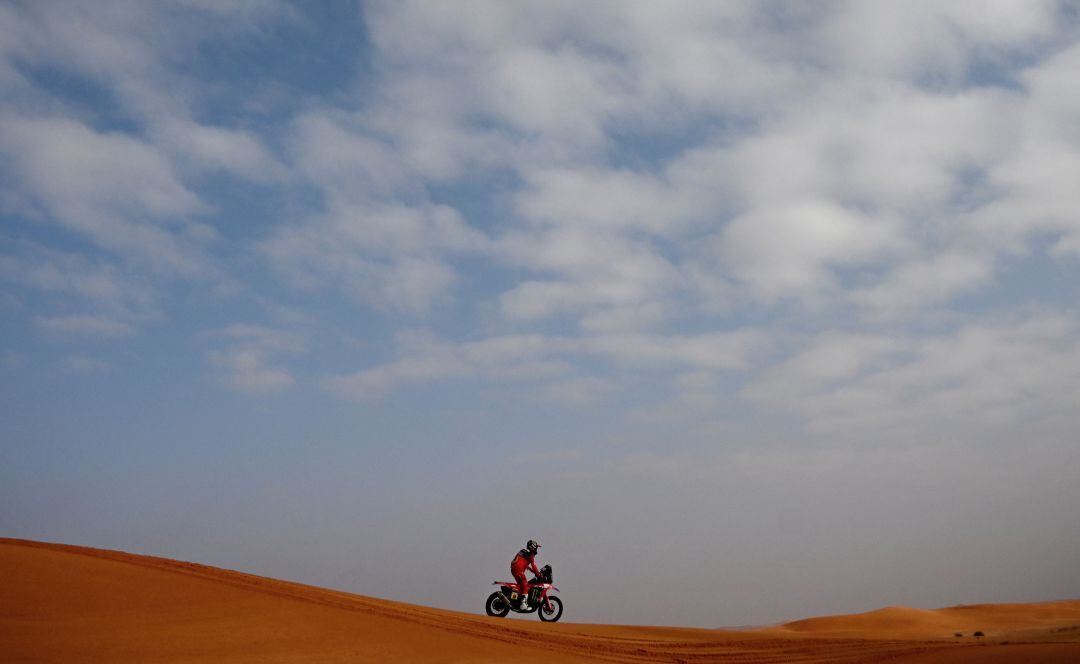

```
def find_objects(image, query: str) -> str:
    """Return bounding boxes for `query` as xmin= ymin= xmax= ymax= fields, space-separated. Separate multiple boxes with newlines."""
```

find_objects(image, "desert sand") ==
xmin=2 ymin=538 xmax=1078 ymax=663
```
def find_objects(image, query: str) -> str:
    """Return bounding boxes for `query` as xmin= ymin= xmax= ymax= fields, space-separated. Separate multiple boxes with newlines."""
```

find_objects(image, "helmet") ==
xmin=526 ymin=539 xmax=540 ymax=554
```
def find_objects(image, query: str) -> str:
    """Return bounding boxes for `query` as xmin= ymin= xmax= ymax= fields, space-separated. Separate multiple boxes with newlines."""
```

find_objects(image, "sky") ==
xmin=1 ymin=0 xmax=1079 ymax=628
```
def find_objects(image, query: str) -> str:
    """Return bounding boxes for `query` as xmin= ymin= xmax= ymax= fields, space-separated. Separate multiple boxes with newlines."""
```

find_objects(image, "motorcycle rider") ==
xmin=510 ymin=540 xmax=541 ymax=610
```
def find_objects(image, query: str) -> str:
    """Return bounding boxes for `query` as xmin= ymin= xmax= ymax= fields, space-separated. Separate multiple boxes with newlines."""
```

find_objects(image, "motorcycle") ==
xmin=485 ymin=564 xmax=563 ymax=622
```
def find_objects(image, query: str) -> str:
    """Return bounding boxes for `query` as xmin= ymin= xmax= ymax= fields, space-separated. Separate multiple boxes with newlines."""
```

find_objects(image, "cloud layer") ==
xmin=4 ymin=0 xmax=1079 ymax=465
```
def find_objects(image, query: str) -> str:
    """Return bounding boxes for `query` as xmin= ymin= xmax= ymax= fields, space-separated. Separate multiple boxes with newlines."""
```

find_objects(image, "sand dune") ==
xmin=775 ymin=601 xmax=1080 ymax=640
xmin=2 ymin=538 xmax=1078 ymax=663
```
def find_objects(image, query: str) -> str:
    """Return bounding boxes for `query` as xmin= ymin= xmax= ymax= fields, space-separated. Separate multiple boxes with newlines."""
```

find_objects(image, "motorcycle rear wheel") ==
xmin=485 ymin=591 xmax=511 ymax=617
xmin=538 ymin=596 xmax=563 ymax=622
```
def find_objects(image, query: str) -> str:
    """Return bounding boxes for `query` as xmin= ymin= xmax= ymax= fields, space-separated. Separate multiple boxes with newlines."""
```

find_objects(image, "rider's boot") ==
xmin=519 ymin=594 xmax=529 ymax=610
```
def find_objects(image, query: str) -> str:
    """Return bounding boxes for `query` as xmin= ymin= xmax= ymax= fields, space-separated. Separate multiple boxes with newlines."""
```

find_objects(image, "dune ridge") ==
xmin=2 ymin=538 xmax=1078 ymax=663
xmin=775 ymin=601 xmax=1080 ymax=639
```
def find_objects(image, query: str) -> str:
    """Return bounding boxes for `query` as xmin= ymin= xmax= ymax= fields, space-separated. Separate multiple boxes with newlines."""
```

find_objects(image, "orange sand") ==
xmin=2 ymin=538 xmax=1078 ymax=662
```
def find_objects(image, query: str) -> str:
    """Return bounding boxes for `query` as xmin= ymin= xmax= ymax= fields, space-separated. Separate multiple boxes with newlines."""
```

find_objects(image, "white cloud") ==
xmin=721 ymin=199 xmax=898 ymax=298
xmin=0 ymin=116 xmax=210 ymax=275
xmin=581 ymin=330 xmax=764 ymax=371
xmin=1053 ymin=233 xmax=1080 ymax=257
xmin=262 ymin=106 xmax=501 ymax=314
xmin=853 ymin=252 xmax=994 ymax=316
xmin=536 ymin=375 xmax=615 ymax=405
xmin=494 ymin=226 xmax=679 ymax=328
xmin=177 ymin=0 xmax=296 ymax=20
xmin=822 ymin=0 xmax=1059 ymax=80
xmin=263 ymin=200 xmax=486 ymax=314
xmin=157 ymin=120 xmax=286 ymax=183
xmin=670 ymin=82 xmax=1023 ymax=309
xmin=37 ymin=314 xmax=137 ymax=338
xmin=326 ymin=328 xmax=763 ymax=401
xmin=515 ymin=167 xmax=689 ymax=232
xmin=745 ymin=314 xmax=1080 ymax=440
xmin=290 ymin=113 xmax=409 ymax=194
xmin=745 ymin=332 xmax=906 ymax=404
xmin=206 ymin=324 xmax=306 ymax=395
xmin=0 ymin=240 xmax=159 ymax=314
xmin=1 ymin=240 xmax=163 ymax=339
xmin=1 ymin=116 xmax=199 ymax=217
xmin=367 ymin=1 xmax=809 ymax=137
xmin=324 ymin=332 xmax=567 ymax=400
xmin=480 ymin=46 xmax=624 ymax=144
xmin=210 ymin=349 xmax=294 ymax=393
xmin=0 ymin=1 xmax=290 ymax=183
xmin=974 ymin=43 xmax=1080 ymax=255
xmin=0 ymin=4 xmax=301 ymax=343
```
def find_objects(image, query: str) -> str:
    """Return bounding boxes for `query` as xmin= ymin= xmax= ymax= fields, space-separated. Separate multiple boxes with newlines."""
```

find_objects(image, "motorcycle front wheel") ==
xmin=538 ymin=596 xmax=563 ymax=622
xmin=485 ymin=591 xmax=511 ymax=617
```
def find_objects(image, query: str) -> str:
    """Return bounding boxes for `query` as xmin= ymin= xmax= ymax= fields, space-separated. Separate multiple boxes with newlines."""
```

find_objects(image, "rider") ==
xmin=510 ymin=539 xmax=541 ymax=609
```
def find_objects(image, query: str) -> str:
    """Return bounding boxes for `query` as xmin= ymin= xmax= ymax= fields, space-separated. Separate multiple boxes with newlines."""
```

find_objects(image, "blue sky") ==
xmin=2 ymin=1 xmax=1080 ymax=627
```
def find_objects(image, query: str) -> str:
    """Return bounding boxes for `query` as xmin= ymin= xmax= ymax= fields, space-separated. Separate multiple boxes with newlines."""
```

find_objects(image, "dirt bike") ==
xmin=485 ymin=564 xmax=563 ymax=622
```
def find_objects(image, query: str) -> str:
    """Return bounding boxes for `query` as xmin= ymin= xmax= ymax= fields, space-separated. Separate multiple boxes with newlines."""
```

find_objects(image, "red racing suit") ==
xmin=510 ymin=548 xmax=540 ymax=596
